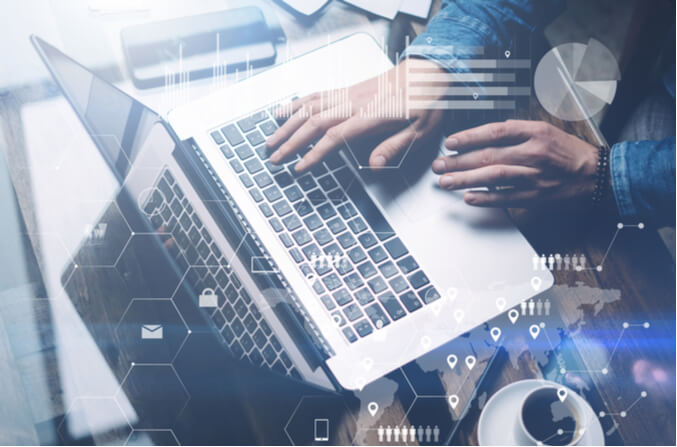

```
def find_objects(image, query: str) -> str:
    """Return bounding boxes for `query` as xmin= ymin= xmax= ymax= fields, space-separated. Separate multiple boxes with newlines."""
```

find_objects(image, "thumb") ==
xmin=369 ymin=127 xmax=417 ymax=171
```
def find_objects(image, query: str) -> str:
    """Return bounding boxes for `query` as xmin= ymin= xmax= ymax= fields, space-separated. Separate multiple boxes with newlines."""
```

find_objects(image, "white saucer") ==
xmin=477 ymin=379 xmax=605 ymax=446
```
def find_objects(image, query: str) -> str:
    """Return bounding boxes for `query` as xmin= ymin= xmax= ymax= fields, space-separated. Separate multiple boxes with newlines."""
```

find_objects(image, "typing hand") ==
xmin=266 ymin=59 xmax=445 ymax=173
xmin=432 ymin=120 xmax=600 ymax=208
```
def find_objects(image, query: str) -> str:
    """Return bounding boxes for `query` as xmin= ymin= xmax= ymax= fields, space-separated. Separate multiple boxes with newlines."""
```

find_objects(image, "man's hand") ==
xmin=432 ymin=120 xmax=600 ymax=208
xmin=266 ymin=59 xmax=446 ymax=173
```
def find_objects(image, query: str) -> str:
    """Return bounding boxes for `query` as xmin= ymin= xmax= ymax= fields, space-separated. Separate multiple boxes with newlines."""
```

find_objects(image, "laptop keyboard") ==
xmin=209 ymin=105 xmax=441 ymax=344
xmin=144 ymin=168 xmax=301 ymax=380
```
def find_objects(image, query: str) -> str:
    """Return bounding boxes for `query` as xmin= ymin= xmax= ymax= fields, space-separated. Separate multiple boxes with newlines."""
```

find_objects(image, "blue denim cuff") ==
xmin=610 ymin=142 xmax=637 ymax=218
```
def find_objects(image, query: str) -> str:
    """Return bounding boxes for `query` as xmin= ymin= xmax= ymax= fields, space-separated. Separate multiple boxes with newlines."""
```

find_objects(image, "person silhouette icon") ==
xmin=409 ymin=426 xmax=416 ymax=442
xmin=579 ymin=254 xmax=587 ymax=269
xmin=532 ymin=254 xmax=540 ymax=270
xmin=536 ymin=299 xmax=543 ymax=316
xmin=386 ymin=425 xmax=392 ymax=442
xmin=540 ymin=254 xmax=547 ymax=270
xmin=425 ymin=425 xmax=432 ymax=443
xmin=528 ymin=299 xmax=535 ymax=316
xmin=417 ymin=425 xmax=424 ymax=442
xmin=377 ymin=426 xmax=384 ymax=442
xmin=433 ymin=425 xmax=440 ymax=443
xmin=394 ymin=426 xmax=400 ymax=442
xmin=547 ymin=254 xmax=555 ymax=270
xmin=564 ymin=254 xmax=571 ymax=270
xmin=571 ymin=254 xmax=579 ymax=270
xmin=520 ymin=301 xmax=527 ymax=315
xmin=544 ymin=299 xmax=551 ymax=316
xmin=555 ymin=253 xmax=563 ymax=270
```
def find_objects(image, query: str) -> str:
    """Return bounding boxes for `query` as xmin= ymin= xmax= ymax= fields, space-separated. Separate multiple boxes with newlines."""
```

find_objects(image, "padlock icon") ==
xmin=198 ymin=288 xmax=218 ymax=308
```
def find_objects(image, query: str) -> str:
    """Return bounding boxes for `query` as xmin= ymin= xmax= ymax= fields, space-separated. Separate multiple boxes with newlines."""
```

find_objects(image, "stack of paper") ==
xmin=343 ymin=0 xmax=432 ymax=20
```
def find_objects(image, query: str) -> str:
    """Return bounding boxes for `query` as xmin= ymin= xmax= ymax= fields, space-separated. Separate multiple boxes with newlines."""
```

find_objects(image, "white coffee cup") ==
xmin=514 ymin=385 xmax=586 ymax=446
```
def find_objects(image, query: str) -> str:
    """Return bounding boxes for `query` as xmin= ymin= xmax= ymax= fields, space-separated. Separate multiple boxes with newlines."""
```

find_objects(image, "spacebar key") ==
xmin=345 ymin=178 xmax=395 ymax=241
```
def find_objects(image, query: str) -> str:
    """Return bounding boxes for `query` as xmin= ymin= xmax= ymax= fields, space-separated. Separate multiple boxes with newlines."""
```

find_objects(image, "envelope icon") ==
xmin=141 ymin=324 xmax=163 ymax=339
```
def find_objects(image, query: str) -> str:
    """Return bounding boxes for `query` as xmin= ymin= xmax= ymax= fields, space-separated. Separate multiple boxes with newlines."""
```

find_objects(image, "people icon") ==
xmin=536 ymin=299 xmax=543 ymax=316
xmin=544 ymin=299 xmax=551 ymax=316
xmin=425 ymin=425 xmax=432 ymax=443
xmin=532 ymin=254 xmax=540 ymax=270
xmin=579 ymin=254 xmax=587 ymax=269
xmin=547 ymin=253 xmax=555 ymax=270
xmin=528 ymin=299 xmax=535 ymax=316
xmin=555 ymin=253 xmax=563 ymax=270
xmin=417 ymin=425 xmax=424 ymax=442
xmin=540 ymin=254 xmax=547 ymax=270
xmin=571 ymin=254 xmax=579 ymax=270
xmin=564 ymin=253 xmax=571 ymax=270
xmin=393 ymin=426 xmax=400 ymax=442
xmin=409 ymin=426 xmax=416 ymax=442
xmin=520 ymin=301 xmax=527 ymax=315
xmin=385 ymin=425 xmax=392 ymax=442
xmin=377 ymin=426 xmax=384 ymax=442
xmin=433 ymin=425 xmax=440 ymax=443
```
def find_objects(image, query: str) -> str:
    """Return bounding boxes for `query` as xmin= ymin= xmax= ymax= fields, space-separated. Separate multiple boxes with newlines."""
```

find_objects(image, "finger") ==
xmin=445 ymin=120 xmax=538 ymax=152
xmin=432 ymin=143 xmax=530 ymax=173
xmin=267 ymin=106 xmax=313 ymax=155
xmin=369 ymin=126 xmax=417 ymax=171
xmin=295 ymin=117 xmax=381 ymax=172
xmin=273 ymin=108 xmax=345 ymax=163
xmin=439 ymin=165 xmax=538 ymax=190
xmin=463 ymin=189 xmax=540 ymax=208
xmin=274 ymin=93 xmax=319 ymax=119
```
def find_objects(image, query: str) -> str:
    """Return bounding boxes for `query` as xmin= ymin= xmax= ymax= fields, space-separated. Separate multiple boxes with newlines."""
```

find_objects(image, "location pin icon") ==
xmin=557 ymin=387 xmax=568 ymax=402
xmin=465 ymin=355 xmax=476 ymax=371
xmin=448 ymin=395 xmax=459 ymax=410
xmin=496 ymin=297 xmax=506 ymax=312
xmin=447 ymin=354 xmax=458 ymax=370
xmin=472 ymin=92 xmax=479 ymax=100
xmin=505 ymin=50 xmax=511 ymax=58
xmin=531 ymin=276 xmax=542 ymax=291
xmin=490 ymin=327 xmax=501 ymax=342
xmin=368 ymin=401 xmax=379 ymax=417
xmin=454 ymin=309 xmax=464 ymax=323
xmin=529 ymin=324 xmax=540 ymax=339
xmin=508 ymin=309 xmax=519 ymax=324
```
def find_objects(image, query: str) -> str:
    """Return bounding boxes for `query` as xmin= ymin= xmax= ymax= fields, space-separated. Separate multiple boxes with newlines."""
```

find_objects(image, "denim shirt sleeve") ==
xmin=401 ymin=0 xmax=565 ymax=71
xmin=610 ymin=137 xmax=676 ymax=225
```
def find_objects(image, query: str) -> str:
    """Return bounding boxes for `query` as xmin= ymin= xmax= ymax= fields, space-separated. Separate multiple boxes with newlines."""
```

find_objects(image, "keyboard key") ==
xmin=367 ymin=276 xmax=388 ymax=294
xmin=222 ymin=303 xmax=236 ymax=324
xmin=231 ymin=317 xmax=245 ymax=335
xmin=397 ymin=256 xmax=419 ymax=274
xmin=253 ymin=172 xmax=273 ymax=188
xmin=389 ymin=275 xmax=409 ymax=293
xmin=253 ymin=329 xmax=267 ymax=348
xmin=337 ymin=232 xmax=356 ymax=249
xmin=348 ymin=246 xmax=367 ymax=263
xmin=280 ymin=351 xmax=293 ymax=368
xmin=255 ymin=144 xmax=273 ymax=160
xmin=221 ymin=124 xmax=245 ymax=146
xmin=263 ymin=185 xmax=283 ymax=202
xmin=289 ymin=248 xmax=304 ymax=263
xmin=343 ymin=303 xmax=363 ymax=322
xmin=399 ymin=291 xmax=423 ymax=312
xmin=270 ymin=335 xmax=282 ymax=352
xmin=210 ymin=130 xmax=225 ymax=145
xmin=262 ymin=344 xmax=276 ymax=364
xmin=274 ymin=172 xmax=294 ymax=188
xmin=244 ymin=158 xmax=264 ymax=174
xmin=235 ymin=144 xmax=254 ymax=160
xmin=343 ymin=272 xmax=364 ymax=291
xmin=354 ymin=319 xmax=373 ymax=337
xmin=260 ymin=120 xmax=277 ymax=136
xmin=261 ymin=320 xmax=272 ymax=336
xmin=322 ymin=273 xmax=342 ymax=291
xmin=297 ymin=174 xmax=317 ymax=191
xmin=378 ymin=261 xmax=398 ymax=278
xmin=282 ymin=215 xmax=302 ymax=231
xmin=283 ymin=185 xmax=304 ymax=202
xmin=246 ymin=130 xmax=265 ymax=147
xmin=332 ymin=288 xmax=352 ymax=306
xmin=237 ymin=117 xmax=258 ymax=133
xmin=348 ymin=217 xmax=368 ymax=234
xmin=337 ymin=203 xmax=357 ymax=219
xmin=307 ymin=189 xmax=327 ymax=205
xmin=355 ymin=288 xmax=374 ymax=305
xmin=240 ymin=173 xmax=255 ymax=188
xmin=335 ymin=258 xmax=353 ymax=275
xmin=271 ymin=360 xmax=286 ymax=374
xmin=230 ymin=159 xmax=244 ymax=173
xmin=378 ymin=291 xmax=406 ymax=320
xmin=249 ymin=188 xmax=264 ymax=202
xmin=249 ymin=349 xmax=264 ymax=366
xmin=320 ymin=295 xmax=336 ymax=311
xmin=333 ymin=167 xmax=356 ymax=188
xmin=345 ymin=181 xmax=395 ymax=240
xmin=323 ymin=243 xmax=343 ymax=259
xmin=313 ymin=228 xmax=333 ymax=246
xmin=324 ymin=152 xmax=346 ymax=170
xmin=317 ymin=175 xmax=338 ymax=191
xmin=418 ymin=286 xmax=441 ymax=304
xmin=357 ymin=261 xmax=377 ymax=279
xmin=302 ymin=243 xmax=321 ymax=261
xmin=303 ymin=214 xmax=323 ymax=231
xmin=273 ymin=200 xmax=292 ymax=217
xmin=269 ymin=217 xmax=284 ymax=232
xmin=240 ymin=333 xmax=254 ymax=353
xmin=259 ymin=203 xmax=273 ymax=217
xmin=265 ymin=161 xmax=285 ymax=174
xmin=243 ymin=314 xmax=257 ymax=333
xmin=328 ymin=189 xmax=347 ymax=204
xmin=230 ymin=341 xmax=244 ymax=359
xmin=279 ymin=233 xmax=294 ymax=248
xmin=293 ymin=229 xmax=312 ymax=246
xmin=368 ymin=246 xmax=388 ymax=264
xmin=384 ymin=238 xmax=408 ymax=260
xmin=234 ymin=299 xmax=248 ymax=319
xmin=317 ymin=203 xmax=336 ymax=220
xmin=221 ymin=325 xmax=236 ymax=344
xmin=310 ymin=163 xmax=327 ymax=177
xmin=327 ymin=217 xmax=347 ymax=234
xmin=342 ymin=326 xmax=358 ymax=343
xmin=365 ymin=303 xmax=390 ymax=328
xmin=294 ymin=200 xmax=313 ymax=217
xmin=220 ymin=144 xmax=234 ymax=159
xmin=408 ymin=271 xmax=430 ymax=289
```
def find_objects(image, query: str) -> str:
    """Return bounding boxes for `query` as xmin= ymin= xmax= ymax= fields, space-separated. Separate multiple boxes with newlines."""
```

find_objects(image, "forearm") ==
xmin=610 ymin=137 xmax=676 ymax=225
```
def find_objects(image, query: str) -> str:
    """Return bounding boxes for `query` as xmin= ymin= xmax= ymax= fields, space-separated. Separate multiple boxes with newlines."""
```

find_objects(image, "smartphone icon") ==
xmin=314 ymin=418 xmax=329 ymax=442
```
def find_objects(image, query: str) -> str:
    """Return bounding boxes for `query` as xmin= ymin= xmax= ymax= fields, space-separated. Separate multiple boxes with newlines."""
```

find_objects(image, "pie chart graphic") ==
xmin=534 ymin=38 xmax=620 ymax=121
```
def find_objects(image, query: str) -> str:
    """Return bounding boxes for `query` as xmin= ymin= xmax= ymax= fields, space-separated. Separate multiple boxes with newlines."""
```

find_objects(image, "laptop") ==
xmin=32 ymin=33 xmax=552 ymax=392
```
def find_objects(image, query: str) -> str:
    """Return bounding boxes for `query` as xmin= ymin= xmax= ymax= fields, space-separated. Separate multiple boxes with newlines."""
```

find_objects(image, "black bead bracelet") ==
xmin=592 ymin=144 xmax=610 ymax=204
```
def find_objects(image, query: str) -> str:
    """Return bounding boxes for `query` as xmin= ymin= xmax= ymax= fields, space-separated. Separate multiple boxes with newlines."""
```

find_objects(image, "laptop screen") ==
xmin=31 ymin=35 xmax=159 ymax=179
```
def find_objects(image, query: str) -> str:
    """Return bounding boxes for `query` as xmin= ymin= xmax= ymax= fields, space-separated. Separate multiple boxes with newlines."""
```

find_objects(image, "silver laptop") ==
xmin=33 ymin=33 xmax=552 ymax=391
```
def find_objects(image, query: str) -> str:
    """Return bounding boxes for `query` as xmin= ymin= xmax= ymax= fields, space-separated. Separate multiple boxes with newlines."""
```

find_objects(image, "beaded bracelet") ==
xmin=592 ymin=144 xmax=610 ymax=204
